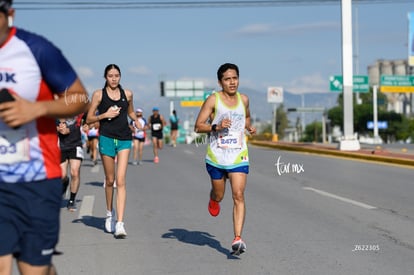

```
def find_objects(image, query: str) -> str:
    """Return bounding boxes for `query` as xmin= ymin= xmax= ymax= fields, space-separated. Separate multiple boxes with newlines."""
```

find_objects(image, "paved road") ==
xmin=14 ymin=143 xmax=414 ymax=275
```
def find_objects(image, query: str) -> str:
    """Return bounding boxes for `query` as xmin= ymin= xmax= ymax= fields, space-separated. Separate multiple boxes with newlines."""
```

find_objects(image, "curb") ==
xmin=249 ymin=140 xmax=414 ymax=167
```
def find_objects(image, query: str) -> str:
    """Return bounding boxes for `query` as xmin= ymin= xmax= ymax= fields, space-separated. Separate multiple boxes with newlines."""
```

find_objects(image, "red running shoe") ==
xmin=208 ymin=198 xmax=220 ymax=217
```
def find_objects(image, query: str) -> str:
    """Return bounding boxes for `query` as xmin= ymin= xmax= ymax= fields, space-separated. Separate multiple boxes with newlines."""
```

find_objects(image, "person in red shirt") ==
xmin=0 ymin=1 xmax=89 ymax=274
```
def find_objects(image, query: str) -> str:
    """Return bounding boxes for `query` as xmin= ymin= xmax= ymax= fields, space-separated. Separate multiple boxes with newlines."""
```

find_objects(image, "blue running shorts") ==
xmin=99 ymin=135 xmax=132 ymax=157
xmin=206 ymin=163 xmax=249 ymax=180
xmin=0 ymin=178 xmax=61 ymax=265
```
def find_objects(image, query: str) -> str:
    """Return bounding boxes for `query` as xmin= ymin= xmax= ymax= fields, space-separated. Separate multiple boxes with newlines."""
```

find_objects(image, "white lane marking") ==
xmin=303 ymin=187 xmax=377 ymax=210
xmin=184 ymin=149 xmax=194 ymax=155
xmin=78 ymin=195 xmax=95 ymax=219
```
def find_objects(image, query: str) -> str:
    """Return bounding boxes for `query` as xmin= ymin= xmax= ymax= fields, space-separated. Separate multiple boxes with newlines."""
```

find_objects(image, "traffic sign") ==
xmin=180 ymin=91 xmax=214 ymax=107
xmin=329 ymin=75 xmax=369 ymax=93
xmin=267 ymin=87 xmax=283 ymax=103
xmin=180 ymin=96 xmax=204 ymax=108
xmin=367 ymin=121 xmax=388 ymax=129
xmin=163 ymin=80 xmax=205 ymax=97
xmin=380 ymin=75 xmax=414 ymax=92
xmin=180 ymin=101 xmax=203 ymax=107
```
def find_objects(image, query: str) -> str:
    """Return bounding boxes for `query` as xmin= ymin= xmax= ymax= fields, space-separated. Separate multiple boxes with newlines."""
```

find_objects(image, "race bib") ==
xmin=153 ymin=123 xmax=161 ymax=131
xmin=136 ymin=130 xmax=145 ymax=139
xmin=76 ymin=146 xmax=84 ymax=159
xmin=0 ymin=129 xmax=30 ymax=164
xmin=217 ymin=130 xmax=243 ymax=149
xmin=88 ymin=128 xmax=98 ymax=137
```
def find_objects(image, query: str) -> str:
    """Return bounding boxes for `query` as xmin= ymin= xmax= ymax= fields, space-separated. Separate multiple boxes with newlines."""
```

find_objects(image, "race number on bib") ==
xmin=0 ymin=130 xmax=30 ymax=164
xmin=218 ymin=131 xmax=243 ymax=149
xmin=153 ymin=123 xmax=162 ymax=131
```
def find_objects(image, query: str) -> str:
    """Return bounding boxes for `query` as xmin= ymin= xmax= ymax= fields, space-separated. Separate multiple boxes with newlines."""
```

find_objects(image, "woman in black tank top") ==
xmin=85 ymin=64 xmax=143 ymax=238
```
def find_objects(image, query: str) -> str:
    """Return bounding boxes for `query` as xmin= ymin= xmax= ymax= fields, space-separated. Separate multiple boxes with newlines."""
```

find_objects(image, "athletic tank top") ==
xmin=97 ymin=87 xmax=131 ymax=140
xmin=0 ymin=27 xmax=78 ymax=183
xmin=150 ymin=115 xmax=163 ymax=133
xmin=206 ymin=92 xmax=249 ymax=169
xmin=170 ymin=115 xmax=178 ymax=129
xmin=58 ymin=114 xmax=83 ymax=151
xmin=132 ymin=117 xmax=147 ymax=139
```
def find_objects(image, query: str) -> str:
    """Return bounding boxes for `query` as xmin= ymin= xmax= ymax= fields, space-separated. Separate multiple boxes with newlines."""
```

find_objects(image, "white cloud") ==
xmin=285 ymin=73 xmax=329 ymax=94
xmin=76 ymin=66 xmax=94 ymax=78
xmin=128 ymin=66 xmax=152 ymax=76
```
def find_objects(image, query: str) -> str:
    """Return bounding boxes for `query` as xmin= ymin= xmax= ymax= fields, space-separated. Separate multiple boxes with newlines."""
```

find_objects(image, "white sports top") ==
xmin=206 ymin=92 xmax=249 ymax=169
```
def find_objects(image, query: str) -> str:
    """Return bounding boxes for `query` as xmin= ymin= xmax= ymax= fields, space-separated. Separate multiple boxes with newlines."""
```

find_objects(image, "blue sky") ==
xmin=12 ymin=1 xmax=413 ymax=116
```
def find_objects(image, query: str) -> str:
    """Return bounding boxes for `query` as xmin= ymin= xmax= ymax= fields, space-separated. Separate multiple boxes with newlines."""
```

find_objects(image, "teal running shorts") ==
xmin=99 ymin=135 xmax=132 ymax=157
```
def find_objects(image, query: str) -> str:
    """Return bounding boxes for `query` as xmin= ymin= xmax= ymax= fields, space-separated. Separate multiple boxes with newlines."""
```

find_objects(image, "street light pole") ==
xmin=373 ymin=85 xmax=380 ymax=143
xmin=272 ymin=104 xmax=277 ymax=134
xmin=339 ymin=0 xmax=360 ymax=151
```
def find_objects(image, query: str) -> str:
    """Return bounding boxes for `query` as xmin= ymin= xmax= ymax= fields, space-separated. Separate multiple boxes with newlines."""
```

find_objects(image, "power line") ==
xmin=14 ymin=0 xmax=414 ymax=10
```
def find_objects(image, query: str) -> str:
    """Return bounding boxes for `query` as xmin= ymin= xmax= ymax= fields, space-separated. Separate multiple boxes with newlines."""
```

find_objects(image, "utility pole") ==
xmin=354 ymin=4 xmax=362 ymax=105
xmin=373 ymin=85 xmax=380 ymax=144
xmin=339 ymin=0 xmax=360 ymax=151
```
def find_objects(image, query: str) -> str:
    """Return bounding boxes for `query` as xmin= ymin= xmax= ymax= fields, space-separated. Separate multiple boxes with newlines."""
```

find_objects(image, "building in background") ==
xmin=409 ymin=11 xmax=414 ymax=67
xmin=368 ymin=59 xmax=413 ymax=115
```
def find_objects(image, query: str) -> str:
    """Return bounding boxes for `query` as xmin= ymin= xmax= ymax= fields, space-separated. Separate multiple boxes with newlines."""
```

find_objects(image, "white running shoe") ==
xmin=105 ymin=210 xmax=115 ymax=233
xmin=114 ymin=222 xmax=127 ymax=239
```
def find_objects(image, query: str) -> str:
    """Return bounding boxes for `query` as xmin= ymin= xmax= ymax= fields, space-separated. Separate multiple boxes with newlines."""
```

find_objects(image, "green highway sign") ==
xmin=180 ymin=96 xmax=204 ymax=107
xmin=180 ymin=96 xmax=204 ymax=101
xmin=329 ymin=75 xmax=369 ymax=93
xmin=380 ymin=75 xmax=414 ymax=86
xmin=380 ymin=75 xmax=414 ymax=92
xmin=180 ymin=91 xmax=215 ymax=107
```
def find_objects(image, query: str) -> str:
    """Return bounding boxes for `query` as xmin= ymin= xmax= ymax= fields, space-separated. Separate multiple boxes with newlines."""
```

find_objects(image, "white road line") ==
xmin=78 ymin=195 xmax=95 ymax=219
xmin=184 ymin=149 xmax=194 ymax=155
xmin=303 ymin=187 xmax=377 ymax=210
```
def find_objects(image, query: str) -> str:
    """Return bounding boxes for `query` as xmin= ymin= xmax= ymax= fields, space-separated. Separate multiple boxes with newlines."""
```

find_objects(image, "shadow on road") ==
xmin=84 ymin=181 xmax=103 ymax=188
xmin=161 ymin=228 xmax=239 ymax=259
xmin=72 ymin=215 xmax=105 ymax=232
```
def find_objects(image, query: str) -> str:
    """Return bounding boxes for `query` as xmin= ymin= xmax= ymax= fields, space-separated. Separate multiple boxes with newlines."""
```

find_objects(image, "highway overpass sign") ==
xmin=329 ymin=75 xmax=369 ymax=93
xmin=380 ymin=75 xmax=414 ymax=92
